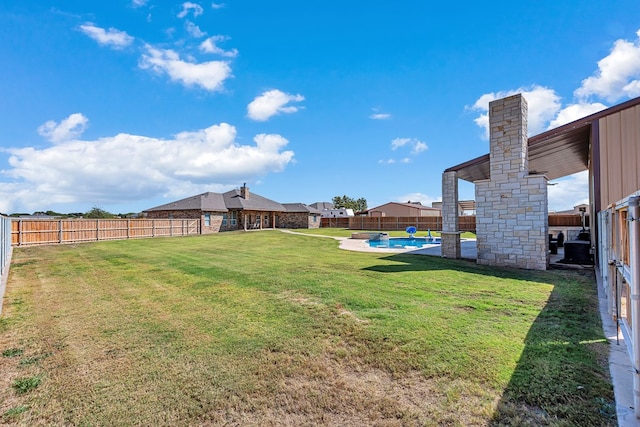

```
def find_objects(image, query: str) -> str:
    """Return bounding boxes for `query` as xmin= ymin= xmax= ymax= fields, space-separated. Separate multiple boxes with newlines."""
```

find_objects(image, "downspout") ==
xmin=629 ymin=195 xmax=640 ymax=418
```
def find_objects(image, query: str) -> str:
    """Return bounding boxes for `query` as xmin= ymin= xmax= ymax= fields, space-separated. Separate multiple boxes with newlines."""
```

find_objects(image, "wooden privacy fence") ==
xmin=548 ymin=214 xmax=589 ymax=227
xmin=12 ymin=218 xmax=201 ymax=247
xmin=321 ymin=214 xmax=585 ymax=232
xmin=320 ymin=217 xmax=350 ymax=228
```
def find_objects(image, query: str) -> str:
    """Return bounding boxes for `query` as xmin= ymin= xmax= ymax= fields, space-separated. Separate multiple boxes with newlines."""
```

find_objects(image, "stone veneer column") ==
xmin=475 ymin=94 xmax=549 ymax=270
xmin=441 ymin=171 xmax=461 ymax=259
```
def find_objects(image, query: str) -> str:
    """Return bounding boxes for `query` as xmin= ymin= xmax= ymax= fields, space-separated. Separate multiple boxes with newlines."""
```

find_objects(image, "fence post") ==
xmin=59 ymin=219 xmax=63 ymax=244
xmin=18 ymin=220 xmax=22 ymax=247
xmin=127 ymin=219 xmax=131 ymax=239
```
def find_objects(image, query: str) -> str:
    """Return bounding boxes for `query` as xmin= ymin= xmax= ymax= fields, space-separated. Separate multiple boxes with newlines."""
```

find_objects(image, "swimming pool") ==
xmin=368 ymin=237 xmax=441 ymax=248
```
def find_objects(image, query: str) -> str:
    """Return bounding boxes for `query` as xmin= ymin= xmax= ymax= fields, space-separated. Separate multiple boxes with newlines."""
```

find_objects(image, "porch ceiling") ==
xmin=445 ymin=96 xmax=640 ymax=183
xmin=446 ymin=124 xmax=591 ymax=183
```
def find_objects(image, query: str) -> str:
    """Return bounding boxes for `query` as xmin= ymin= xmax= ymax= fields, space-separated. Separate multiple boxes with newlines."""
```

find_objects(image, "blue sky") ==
xmin=1 ymin=1 xmax=640 ymax=214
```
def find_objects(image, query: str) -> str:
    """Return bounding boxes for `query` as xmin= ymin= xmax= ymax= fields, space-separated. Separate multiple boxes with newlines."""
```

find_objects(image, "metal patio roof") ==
xmin=445 ymin=96 xmax=640 ymax=183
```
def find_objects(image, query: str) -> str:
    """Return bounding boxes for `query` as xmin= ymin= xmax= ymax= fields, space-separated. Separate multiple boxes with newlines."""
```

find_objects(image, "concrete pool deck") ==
xmin=339 ymin=235 xmax=478 ymax=259
xmin=278 ymin=230 xmax=478 ymax=259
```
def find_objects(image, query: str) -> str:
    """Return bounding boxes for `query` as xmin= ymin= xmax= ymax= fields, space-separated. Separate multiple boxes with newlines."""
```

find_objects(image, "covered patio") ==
xmin=441 ymin=94 xmax=597 ymax=270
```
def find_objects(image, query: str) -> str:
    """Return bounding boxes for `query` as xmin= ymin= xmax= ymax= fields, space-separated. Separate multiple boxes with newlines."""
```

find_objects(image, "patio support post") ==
xmin=629 ymin=196 xmax=640 ymax=418
xmin=441 ymin=170 xmax=461 ymax=258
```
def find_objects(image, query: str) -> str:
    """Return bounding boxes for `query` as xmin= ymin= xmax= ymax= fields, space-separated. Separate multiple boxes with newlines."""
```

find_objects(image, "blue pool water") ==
xmin=368 ymin=237 xmax=441 ymax=248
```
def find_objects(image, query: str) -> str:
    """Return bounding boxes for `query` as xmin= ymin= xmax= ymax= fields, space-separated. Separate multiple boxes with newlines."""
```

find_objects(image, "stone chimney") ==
xmin=240 ymin=183 xmax=249 ymax=199
xmin=475 ymin=94 xmax=549 ymax=270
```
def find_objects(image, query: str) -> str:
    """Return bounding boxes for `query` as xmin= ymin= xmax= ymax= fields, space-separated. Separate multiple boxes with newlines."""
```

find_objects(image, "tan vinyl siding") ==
xmin=598 ymin=105 xmax=640 ymax=206
xmin=368 ymin=203 xmax=440 ymax=217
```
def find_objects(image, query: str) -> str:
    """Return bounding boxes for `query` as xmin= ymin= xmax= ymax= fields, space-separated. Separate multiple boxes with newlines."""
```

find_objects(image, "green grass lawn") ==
xmin=0 ymin=231 xmax=614 ymax=426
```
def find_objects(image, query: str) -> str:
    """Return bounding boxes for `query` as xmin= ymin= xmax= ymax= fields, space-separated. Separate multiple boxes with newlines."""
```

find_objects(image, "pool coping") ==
xmin=278 ymin=230 xmax=478 ymax=258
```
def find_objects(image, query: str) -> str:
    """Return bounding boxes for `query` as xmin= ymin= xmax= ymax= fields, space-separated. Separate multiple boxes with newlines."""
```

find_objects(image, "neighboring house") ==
xmin=309 ymin=202 xmax=354 ymax=218
xmin=364 ymin=202 xmax=440 ymax=217
xmin=551 ymin=203 xmax=589 ymax=216
xmin=431 ymin=200 xmax=476 ymax=216
xmin=144 ymin=185 xmax=287 ymax=233
xmin=279 ymin=203 xmax=322 ymax=229
xmin=309 ymin=202 xmax=334 ymax=211
xmin=442 ymin=94 xmax=640 ymax=417
xmin=323 ymin=208 xmax=354 ymax=218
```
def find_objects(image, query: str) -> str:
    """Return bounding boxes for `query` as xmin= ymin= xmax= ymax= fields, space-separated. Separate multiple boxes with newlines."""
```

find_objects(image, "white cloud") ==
xmin=1 ymin=118 xmax=294 ymax=213
xmin=470 ymin=85 xmax=561 ymax=138
xmin=548 ymin=171 xmax=590 ymax=212
xmin=575 ymin=29 xmax=640 ymax=102
xmin=37 ymin=113 xmax=89 ymax=144
xmin=624 ymin=80 xmax=640 ymax=98
xmin=199 ymin=36 xmax=238 ymax=57
xmin=177 ymin=2 xmax=204 ymax=18
xmin=139 ymin=45 xmax=232 ymax=91
xmin=547 ymin=102 xmax=608 ymax=129
xmin=370 ymin=113 xmax=390 ymax=120
xmin=211 ymin=2 xmax=225 ymax=9
xmin=79 ymin=23 xmax=134 ymax=49
xmin=412 ymin=141 xmax=428 ymax=154
xmin=247 ymin=90 xmax=305 ymax=121
xmin=131 ymin=0 xmax=148 ymax=7
xmin=391 ymin=137 xmax=428 ymax=154
xmin=395 ymin=193 xmax=441 ymax=207
xmin=391 ymin=137 xmax=410 ymax=150
xmin=186 ymin=21 xmax=206 ymax=38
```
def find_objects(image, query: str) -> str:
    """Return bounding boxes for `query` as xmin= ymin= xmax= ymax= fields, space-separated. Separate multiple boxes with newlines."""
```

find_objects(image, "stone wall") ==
xmin=475 ymin=94 xmax=549 ymax=270
xmin=441 ymin=171 xmax=461 ymax=258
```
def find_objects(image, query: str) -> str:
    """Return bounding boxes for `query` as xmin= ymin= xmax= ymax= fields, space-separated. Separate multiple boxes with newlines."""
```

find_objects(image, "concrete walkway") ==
xmin=596 ymin=269 xmax=640 ymax=427
xmin=279 ymin=229 xmax=639 ymax=426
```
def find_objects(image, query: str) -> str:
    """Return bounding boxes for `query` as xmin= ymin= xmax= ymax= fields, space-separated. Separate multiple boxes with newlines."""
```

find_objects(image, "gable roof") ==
xmin=282 ymin=203 xmax=322 ymax=214
xmin=365 ymin=202 xmax=440 ymax=213
xmin=144 ymin=192 xmax=228 ymax=212
xmin=309 ymin=201 xmax=334 ymax=211
xmin=222 ymin=189 xmax=286 ymax=212
xmin=445 ymin=96 xmax=640 ymax=182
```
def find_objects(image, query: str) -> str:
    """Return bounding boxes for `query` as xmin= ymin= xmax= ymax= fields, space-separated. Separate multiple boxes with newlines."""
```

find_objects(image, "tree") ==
xmin=332 ymin=195 xmax=367 ymax=213
xmin=84 ymin=206 xmax=116 ymax=219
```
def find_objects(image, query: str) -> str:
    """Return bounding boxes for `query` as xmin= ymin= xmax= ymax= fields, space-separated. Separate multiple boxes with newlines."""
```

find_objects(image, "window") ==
xmin=222 ymin=213 xmax=228 ymax=226
xmin=231 ymin=211 xmax=237 ymax=226
xmin=620 ymin=209 xmax=630 ymax=266
xmin=204 ymin=214 xmax=211 ymax=227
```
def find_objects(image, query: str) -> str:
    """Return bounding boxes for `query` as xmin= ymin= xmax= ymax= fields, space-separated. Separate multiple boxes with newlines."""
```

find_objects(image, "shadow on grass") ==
xmin=489 ymin=269 xmax=616 ymax=426
xmin=366 ymin=255 xmax=616 ymax=425
xmin=363 ymin=253 xmax=490 ymax=275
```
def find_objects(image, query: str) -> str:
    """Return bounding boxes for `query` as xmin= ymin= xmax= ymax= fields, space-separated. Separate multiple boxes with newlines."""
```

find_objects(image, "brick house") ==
xmin=279 ymin=203 xmax=322 ymax=229
xmin=144 ymin=185 xmax=319 ymax=232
